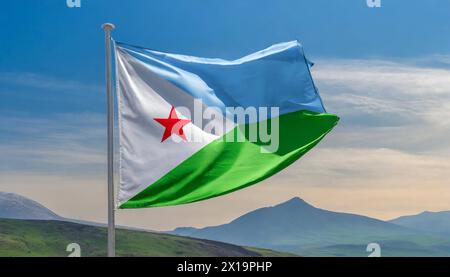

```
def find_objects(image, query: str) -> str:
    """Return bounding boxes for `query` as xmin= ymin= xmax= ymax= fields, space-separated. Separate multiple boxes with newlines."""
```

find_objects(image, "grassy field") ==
xmin=0 ymin=219 xmax=294 ymax=257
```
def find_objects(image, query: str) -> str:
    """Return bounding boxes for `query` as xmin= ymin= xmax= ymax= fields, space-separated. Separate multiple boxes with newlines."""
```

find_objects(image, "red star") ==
xmin=154 ymin=106 xmax=191 ymax=142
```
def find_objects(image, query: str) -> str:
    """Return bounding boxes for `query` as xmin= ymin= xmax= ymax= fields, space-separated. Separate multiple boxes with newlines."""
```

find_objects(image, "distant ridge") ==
xmin=390 ymin=210 xmax=450 ymax=238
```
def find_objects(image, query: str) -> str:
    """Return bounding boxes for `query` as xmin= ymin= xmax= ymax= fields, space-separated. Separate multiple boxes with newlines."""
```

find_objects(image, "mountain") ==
xmin=0 ymin=218 xmax=293 ymax=257
xmin=3 ymin=192 xmax=449 ymax=257
xmin=390 ymin=211 xmax=450 ymax=238
xmin=0 ymin=192 xmax=156 ymax=230
xmin=0 ymin=192 xmax=61 ymax=220
xmin=171 ymin=197 xmax=450 ymax=257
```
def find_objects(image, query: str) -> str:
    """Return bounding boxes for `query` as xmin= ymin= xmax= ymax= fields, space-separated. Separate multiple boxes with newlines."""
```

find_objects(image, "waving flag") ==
xmin=115 ymin=41 xmax=338 ymax=208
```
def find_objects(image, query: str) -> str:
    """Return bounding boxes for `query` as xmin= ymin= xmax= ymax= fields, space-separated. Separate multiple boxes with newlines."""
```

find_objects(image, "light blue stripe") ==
xmin=115 ymin=40 xmax=326 ymax=121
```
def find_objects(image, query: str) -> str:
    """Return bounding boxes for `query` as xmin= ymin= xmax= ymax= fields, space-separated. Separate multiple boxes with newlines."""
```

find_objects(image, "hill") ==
xmin=390 ymin=211 xmax=450 ymax=238
xmin=171 ymin=198 xmax=450 ymax=257
xmin=0 ymin=218 xmax=293 ymax=257
xmin=0 ymin=192 xmax=61 ymax=220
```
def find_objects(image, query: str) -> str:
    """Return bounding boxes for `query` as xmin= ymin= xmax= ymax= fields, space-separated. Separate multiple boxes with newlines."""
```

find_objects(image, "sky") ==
xmin=1 ymin=0 xmax=450 ymax=231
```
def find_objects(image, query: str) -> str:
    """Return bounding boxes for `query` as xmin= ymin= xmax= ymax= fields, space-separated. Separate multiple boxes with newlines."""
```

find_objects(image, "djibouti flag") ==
xmin=115 ymin=40 xmax=339 ymax=209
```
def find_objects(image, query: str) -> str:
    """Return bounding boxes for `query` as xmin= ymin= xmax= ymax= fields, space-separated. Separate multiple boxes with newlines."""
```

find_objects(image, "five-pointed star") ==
xmin=154 ymin=106 xmax=191 ymax=142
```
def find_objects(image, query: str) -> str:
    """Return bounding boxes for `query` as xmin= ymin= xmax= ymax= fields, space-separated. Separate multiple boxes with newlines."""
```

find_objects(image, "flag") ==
xmin=115 ymin=40 xmax=339 ymax=208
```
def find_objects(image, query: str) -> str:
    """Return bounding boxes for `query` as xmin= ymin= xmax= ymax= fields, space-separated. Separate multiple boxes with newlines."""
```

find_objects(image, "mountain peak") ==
xmin=275 ymin=197 xmax=315 ymax=209
xmin=286 ymin=197 xmax=306 ymax=204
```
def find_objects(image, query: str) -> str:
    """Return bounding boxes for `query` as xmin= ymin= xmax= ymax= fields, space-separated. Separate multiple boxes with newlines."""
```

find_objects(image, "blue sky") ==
xmin=1 ymin=0 xmax=450 ymax=230
xmin=2 ymin=0 xmax=450 ymax=115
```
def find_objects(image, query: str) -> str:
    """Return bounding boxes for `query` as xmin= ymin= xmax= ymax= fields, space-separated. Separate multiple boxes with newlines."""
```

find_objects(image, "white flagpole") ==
xmin=102 ymin=22 xmax=116 ymax=257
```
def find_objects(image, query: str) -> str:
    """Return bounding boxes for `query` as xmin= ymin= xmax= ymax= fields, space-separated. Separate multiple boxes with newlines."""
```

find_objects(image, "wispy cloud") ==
xmin=312 ymin=58 xmax=450 ymax=155
xmin=287 ymin=147 xmax=450 ymax=187
xmin=313 ymin=59 xmax=450 ymax=126
xmin=0 ymin=72 xmax=102 ymax=93
xmin=0 ymin=113 xmax=106 ymax=176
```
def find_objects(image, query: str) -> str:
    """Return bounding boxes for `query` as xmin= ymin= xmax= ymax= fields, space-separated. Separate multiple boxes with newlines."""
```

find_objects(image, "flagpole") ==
xmin=102 ymin=22 xmax=116 ymax=257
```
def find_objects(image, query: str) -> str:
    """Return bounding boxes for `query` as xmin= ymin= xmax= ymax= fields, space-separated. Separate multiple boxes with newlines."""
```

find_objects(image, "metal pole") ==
xmin=102 ymin=22 xmax=116 ymax=257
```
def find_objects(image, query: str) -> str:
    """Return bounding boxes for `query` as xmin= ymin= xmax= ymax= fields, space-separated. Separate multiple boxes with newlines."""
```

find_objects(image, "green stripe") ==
xmin=120 ymin=110 xmax=339 ymax=209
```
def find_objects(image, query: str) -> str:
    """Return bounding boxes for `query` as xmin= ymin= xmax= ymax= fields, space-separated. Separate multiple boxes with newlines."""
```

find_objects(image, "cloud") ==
xmin=0 ymin=113 xmax=106 ymax=176
xmin=312 ymin=59 xmax=450 ymax=126
xmin=286 ymin=147 xmax=450 ymax=188
xmin=311 ymin=59 xmax=450 ymax=155
xmin=413 ymin=54 xmax=450 ymax=69
xmin=0 ymin=72 xmax=102 ymax=93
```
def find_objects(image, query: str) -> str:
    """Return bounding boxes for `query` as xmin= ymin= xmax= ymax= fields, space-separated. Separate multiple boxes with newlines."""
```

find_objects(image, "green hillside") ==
xmin=0 ymin=219 xmax=293 ymax=257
